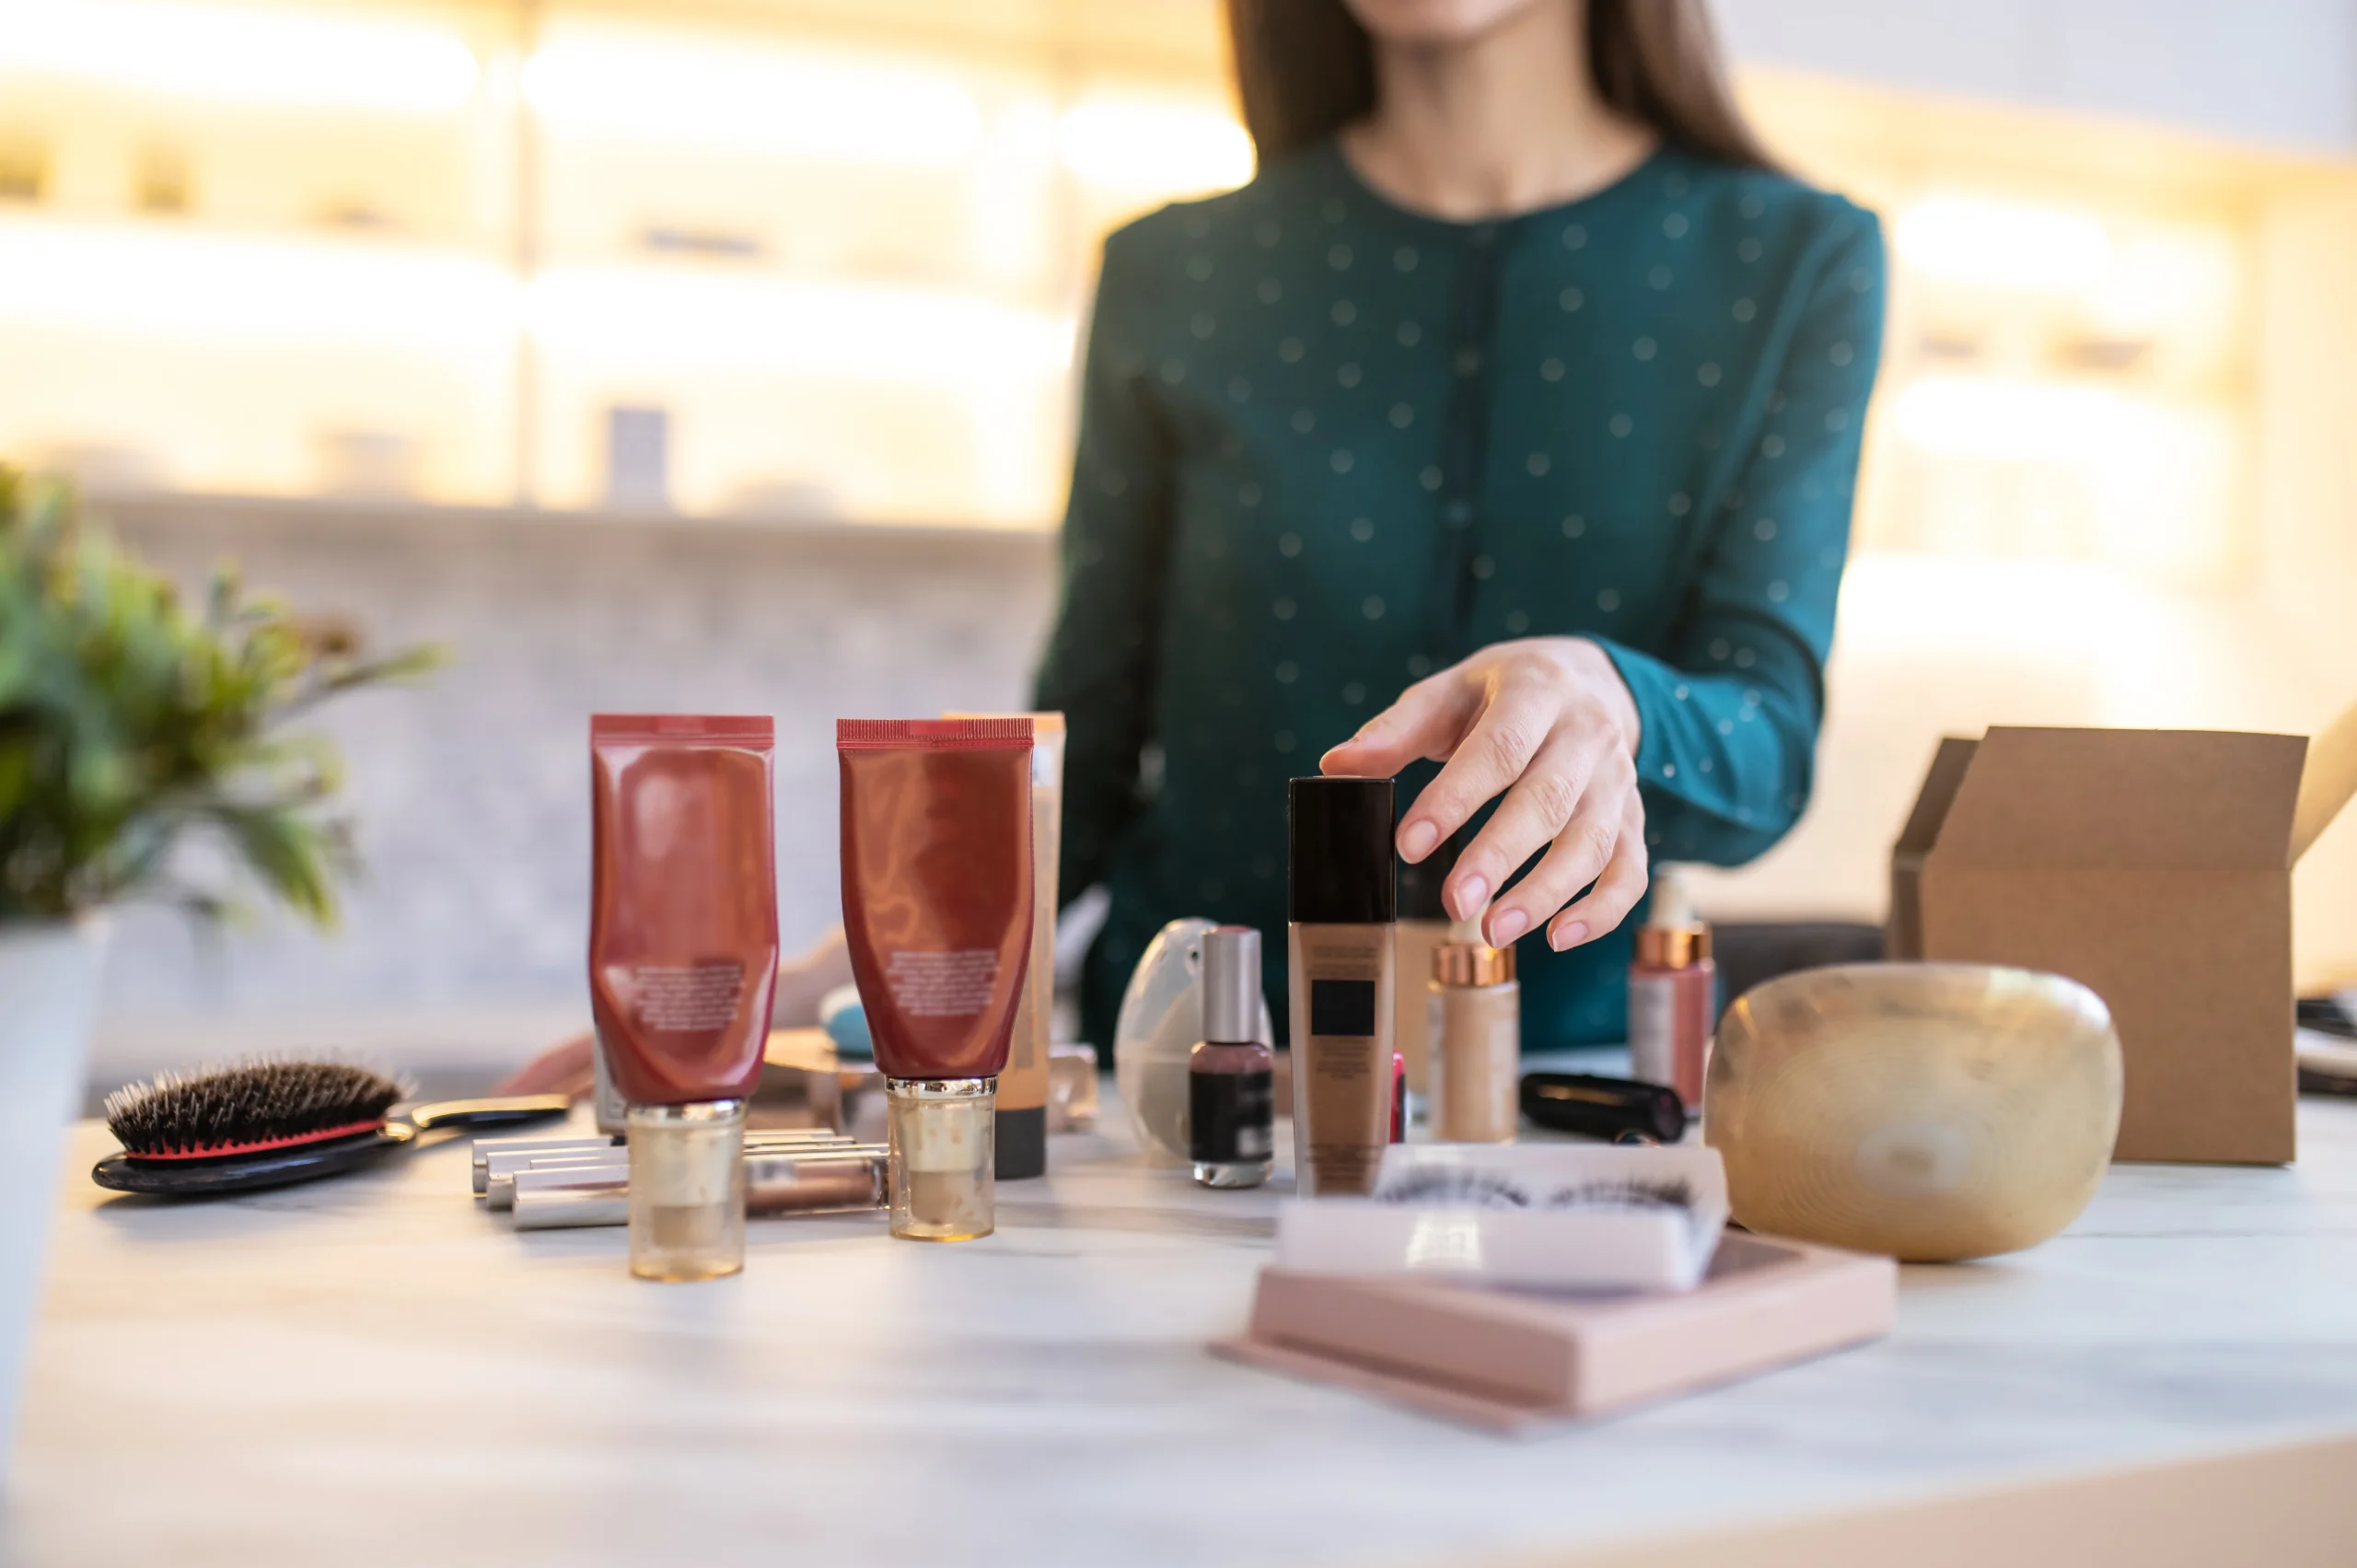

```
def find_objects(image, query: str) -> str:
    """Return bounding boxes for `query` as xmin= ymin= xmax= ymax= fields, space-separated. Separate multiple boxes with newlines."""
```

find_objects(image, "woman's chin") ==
xmin=1342 ymin=0 xmax=1562 ymax=50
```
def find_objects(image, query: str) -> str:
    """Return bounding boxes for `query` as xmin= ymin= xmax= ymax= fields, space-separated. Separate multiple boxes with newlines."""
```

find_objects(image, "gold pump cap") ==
xmin=1633 ymin=926 xmax=1713 ymax=969
xmin=1634 ymin=865 xmax=1712 ymax=970
xmin=1434 ymin=941 xmax=1515 ymax=987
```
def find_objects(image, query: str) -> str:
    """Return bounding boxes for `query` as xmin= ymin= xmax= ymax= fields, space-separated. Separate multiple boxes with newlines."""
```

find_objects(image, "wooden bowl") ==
xmin=1704 ymin=963 xmax=2122 ymax=1262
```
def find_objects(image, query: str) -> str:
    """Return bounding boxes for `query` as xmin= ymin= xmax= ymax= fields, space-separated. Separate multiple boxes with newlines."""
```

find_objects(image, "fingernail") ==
xmin=1399 ymin=819 xmax=1439 ymax=860
xmin=1452 ymin=876 xmax=1488 ymax=921
xmin=1489 ymin=907 xmax=1528 ymax=946
xmin=1550 ymin=920 xmax=1589 ymax=951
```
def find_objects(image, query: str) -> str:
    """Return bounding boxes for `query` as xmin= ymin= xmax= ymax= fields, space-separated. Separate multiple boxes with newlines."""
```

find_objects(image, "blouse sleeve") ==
xmin=1032 ymin=227 xmax=1176 ymax=905
xmin=1592 ymin=207 xmax=1887 ymax=865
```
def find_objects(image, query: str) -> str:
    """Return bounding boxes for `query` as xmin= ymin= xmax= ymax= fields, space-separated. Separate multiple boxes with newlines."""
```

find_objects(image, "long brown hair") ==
xmin=1225 ymin=0 xmax=1777 ymax=173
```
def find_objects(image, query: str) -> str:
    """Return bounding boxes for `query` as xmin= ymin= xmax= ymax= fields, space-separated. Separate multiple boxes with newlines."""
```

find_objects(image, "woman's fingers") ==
xmin=1546 ymin=796 xmax=1651 ymax=950
xmin=1479 ymin=755 xmax=1631 ymax=943
xmin=1396 ymin=669 xmax=1563 ymax=869
xmin=1451 ymin=728 xmax=1608 ymax=929
xmin=1318 ymin=669 xmax=1473 ymax=784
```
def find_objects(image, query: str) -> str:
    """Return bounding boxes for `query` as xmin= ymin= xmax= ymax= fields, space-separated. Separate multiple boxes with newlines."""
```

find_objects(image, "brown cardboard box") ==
xmin=1888 ymin=723 xmax=2356 ymax=1165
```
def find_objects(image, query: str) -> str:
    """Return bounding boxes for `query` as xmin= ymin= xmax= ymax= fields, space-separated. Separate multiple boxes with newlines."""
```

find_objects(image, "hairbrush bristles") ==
xmin=104 ymin=1061 xmax=411 ymax=1162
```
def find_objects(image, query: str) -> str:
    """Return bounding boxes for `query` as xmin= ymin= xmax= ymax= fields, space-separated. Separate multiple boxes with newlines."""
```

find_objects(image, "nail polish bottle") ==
xmin=1627 ymin=866 xmax=1715 ymax=1111
xmin=1190 ymin=926 xmax=1273 ymax=1189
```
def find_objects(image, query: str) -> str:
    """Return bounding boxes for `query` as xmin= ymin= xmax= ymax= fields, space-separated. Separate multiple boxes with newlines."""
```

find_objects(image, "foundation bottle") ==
xmin=1189 ymin=926 xmax=1274 ymax=1189
xmin=1627 ymin=866 xmax=1716 ymax=1110
xmin=1287 ymin=776 xmax=1397 ymax=1198
xmin=1428 ymin=942 xmax=1520 ymax=1144
xmin=946 ymin=711 xmax=1064 ymax=1181
xmin=1391 ymin=828 xmax=1463 ymax=1138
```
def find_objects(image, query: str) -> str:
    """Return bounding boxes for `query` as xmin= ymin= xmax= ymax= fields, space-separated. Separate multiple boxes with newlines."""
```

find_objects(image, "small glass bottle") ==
xmin=887 ymin=1078 xmax=996 ymax=1240
xmin=626 ymin=1098 xmax=748 ymax=1282
xmin=1628 ymin=866 xmax=1716 ymax=1110
xmin=1428 ymin=942 xmax=1520 ymax=1143
xmin=1189 ymin=925 xmax=1274 ymax=1188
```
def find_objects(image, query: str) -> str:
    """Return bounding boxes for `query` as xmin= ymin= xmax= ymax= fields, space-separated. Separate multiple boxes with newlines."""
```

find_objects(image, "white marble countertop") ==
xmin=17 ymin=1074 xmax=2357 ymax=1567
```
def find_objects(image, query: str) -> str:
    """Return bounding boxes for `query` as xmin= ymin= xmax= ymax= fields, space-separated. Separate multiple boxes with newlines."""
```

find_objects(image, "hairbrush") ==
xmin=93 ymin=1061 xmax=570 ymax=1197
xmin=1518 ymin=1072 xmax=1687 ymax=1144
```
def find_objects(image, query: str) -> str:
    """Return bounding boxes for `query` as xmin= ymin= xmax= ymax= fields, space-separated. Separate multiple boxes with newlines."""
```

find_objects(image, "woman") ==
xmin=1037 ymin=0 xmax=1885 ymax=1052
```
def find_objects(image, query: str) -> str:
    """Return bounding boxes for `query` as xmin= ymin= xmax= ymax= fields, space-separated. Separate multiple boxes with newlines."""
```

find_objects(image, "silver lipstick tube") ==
xmin=472 ymin=1135 xmax=620 ymax=1193
xmin=511 ymin=1146 xmax=888 ymax=1231
xmin=486 ymin=1154 xmax=628 ymax=1211
xmin=476 ymin=1128 xmax=858 ymax=1196
xmin=484 ymin=1132 xmax=862 ymax=1208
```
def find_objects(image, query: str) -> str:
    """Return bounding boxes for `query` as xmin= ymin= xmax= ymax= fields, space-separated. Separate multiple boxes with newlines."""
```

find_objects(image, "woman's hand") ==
xmin=1318 ymin=637 xmax=1648 ymax=951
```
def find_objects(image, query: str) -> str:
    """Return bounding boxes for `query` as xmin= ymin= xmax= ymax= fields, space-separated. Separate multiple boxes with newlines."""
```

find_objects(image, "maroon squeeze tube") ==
xmin=838 ymin=718 xmax=1033 ymax=1240
xmin=589 ymin=714 xmax=779 ymax=1105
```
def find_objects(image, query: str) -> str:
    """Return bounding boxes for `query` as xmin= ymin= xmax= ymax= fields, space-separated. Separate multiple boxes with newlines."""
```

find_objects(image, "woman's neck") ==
xmin=1339 ymin=0 xmax=1657 ymax=222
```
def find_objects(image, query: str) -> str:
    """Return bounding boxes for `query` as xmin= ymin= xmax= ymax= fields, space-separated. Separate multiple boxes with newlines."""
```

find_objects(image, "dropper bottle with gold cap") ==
xmin=1628 ymin=866 xmax=1716 ymax=1110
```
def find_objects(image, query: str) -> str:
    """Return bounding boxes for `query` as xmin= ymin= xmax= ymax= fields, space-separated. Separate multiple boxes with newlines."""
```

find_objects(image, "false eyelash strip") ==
xmin=1541 ymin=1179 xmax=1696 ymax=1213
xmin=1374 ymin=1169 xmax=1533 ymax=1209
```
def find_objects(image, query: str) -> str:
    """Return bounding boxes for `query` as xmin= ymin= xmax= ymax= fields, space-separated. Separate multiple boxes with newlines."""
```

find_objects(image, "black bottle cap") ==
xmin=1289 ymin=776 xmax=1397 ymax=924
xmin=994 ymin=1106 xmax=1046 ymax=1179
xmin=1397 ymin=821 xmax=1468 ymax=922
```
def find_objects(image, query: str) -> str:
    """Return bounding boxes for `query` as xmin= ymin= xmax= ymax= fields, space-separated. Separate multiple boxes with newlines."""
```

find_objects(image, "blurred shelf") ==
xmin=86 ymin=486 xmax=1059 ymax=556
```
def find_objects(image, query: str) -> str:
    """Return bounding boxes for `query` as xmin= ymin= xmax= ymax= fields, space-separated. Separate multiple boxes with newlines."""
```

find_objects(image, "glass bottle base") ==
xmin=888 ymin=1079 xmax=996 ymax=1241
xmin=631 ymin=1249 xmax=745 ymax=1283
xmin=1193 ymin=1158 xmax=1271 ymax=1189
xmin=625 ymin=1099 xmax=747 ymax=1283
xmin=896 ymin=1223 xmax=995 ymax=1243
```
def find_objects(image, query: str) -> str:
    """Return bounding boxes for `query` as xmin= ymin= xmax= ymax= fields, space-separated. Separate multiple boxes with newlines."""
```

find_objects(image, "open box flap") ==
xmin=1894 ymin=736 xmax=1980 ymax=859
xmin=2293 ymin=698 xmax=2357 ymax=864
xmin=1932 ymin=727 xmax=2307 ymax=872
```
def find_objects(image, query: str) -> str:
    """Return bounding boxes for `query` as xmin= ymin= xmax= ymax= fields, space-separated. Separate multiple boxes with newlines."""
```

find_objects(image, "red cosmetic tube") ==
xmin=589 ymin=714 xmax=779 ymax=1281
xmin=838 ymin=718 xmax=1033 ymax=1240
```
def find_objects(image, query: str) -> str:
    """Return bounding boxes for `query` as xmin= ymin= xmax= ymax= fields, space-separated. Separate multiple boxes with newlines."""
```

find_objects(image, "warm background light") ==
xmin=1893 ymin=197 xmax=2115 ymax=291
xmin=522 ymin=30 xmax=983 ymax=167
xmin=1056 ymin=96 xmax=1258 ymax=194
xmin=0 ymin=0 xmax=479 ymax=114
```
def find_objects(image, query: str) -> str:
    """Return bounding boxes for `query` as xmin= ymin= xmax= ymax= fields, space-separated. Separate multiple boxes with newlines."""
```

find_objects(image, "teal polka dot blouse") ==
xmin=1035 ymin=140 xmax=1887 ymax=1051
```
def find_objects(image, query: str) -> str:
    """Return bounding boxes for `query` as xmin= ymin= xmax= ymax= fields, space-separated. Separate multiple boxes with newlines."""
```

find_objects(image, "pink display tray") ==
xmin=1212 ymin=1230 xmax=1896 ymax=1434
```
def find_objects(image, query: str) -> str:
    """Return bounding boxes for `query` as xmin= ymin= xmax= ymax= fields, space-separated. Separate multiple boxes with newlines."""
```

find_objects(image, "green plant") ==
xmin=0 ymin=468 xmax=440 ymax=924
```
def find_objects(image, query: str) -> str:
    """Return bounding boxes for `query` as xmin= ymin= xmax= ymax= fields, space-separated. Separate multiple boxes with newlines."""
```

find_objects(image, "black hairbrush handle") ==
xmin=93 ymin=1123 xmax=419 ymax=1196
xmin=1519 ymin=1072 xmax=1687 ymax=1144
xmin=407 ymin=1095 xmax=572 ymax=1132
xmin=92 ymin=1096 xmax=573 ymax=1198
